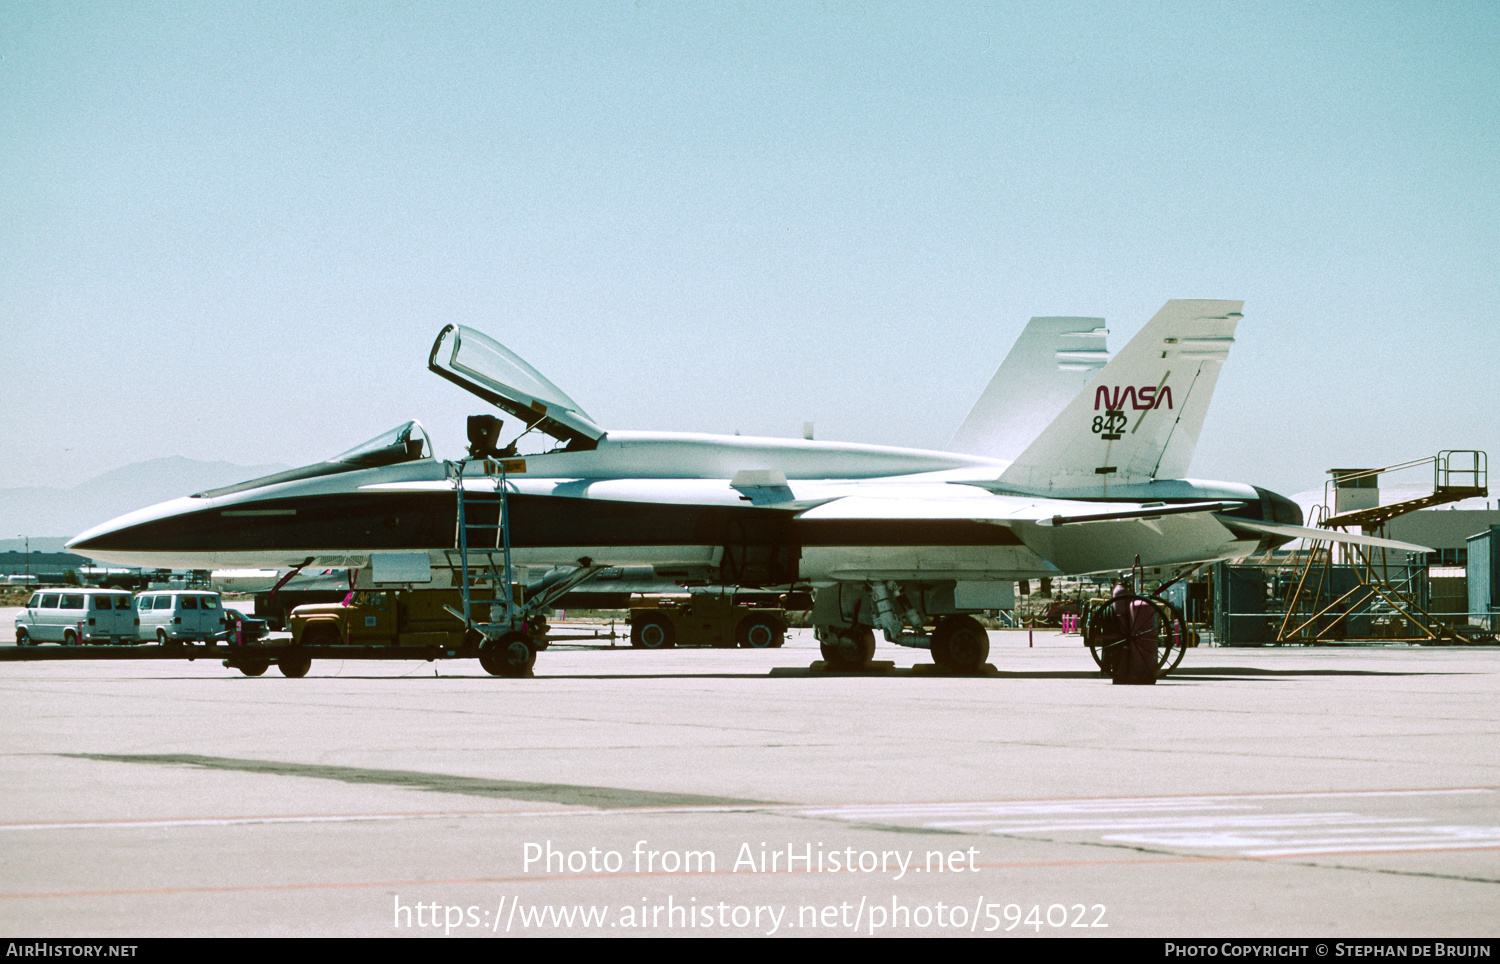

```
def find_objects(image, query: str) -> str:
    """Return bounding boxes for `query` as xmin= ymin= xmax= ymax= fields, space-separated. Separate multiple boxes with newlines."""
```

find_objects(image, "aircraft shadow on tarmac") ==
xmin=64 ymin=753 xmax=771 ymax=809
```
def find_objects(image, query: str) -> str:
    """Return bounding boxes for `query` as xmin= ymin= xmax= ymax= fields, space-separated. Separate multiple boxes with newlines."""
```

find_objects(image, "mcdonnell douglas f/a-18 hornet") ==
xmin=69 ymin=300 xmax=1425 ymax=675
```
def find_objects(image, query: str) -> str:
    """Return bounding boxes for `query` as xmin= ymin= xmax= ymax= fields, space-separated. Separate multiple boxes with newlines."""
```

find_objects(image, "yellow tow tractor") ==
xmin=239 ymin=588 xmax=544 ymax=678
xmin=628 ymin=592 xmax=786 ymax=650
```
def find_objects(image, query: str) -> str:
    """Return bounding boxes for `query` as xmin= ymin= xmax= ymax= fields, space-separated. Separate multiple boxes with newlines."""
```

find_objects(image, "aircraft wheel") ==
xmin=278 ymin=655 xmax=312 ymax=678
xmin=633 ymin=614 xmax=675 ymax=650
xmin=737 ymin=615 xmax=783 ymax=649
xmin=238 ymin=660 xmax=269 ymax=677
xmin=931 ymin=615 xmax=990 ymax=673
xmin=16 ymin=628 xmax=34 ymax=647
xmin=819 ymin=627 xmax=875 ymax=670
xmin=480 ymin=632 xmax=536 ymax=677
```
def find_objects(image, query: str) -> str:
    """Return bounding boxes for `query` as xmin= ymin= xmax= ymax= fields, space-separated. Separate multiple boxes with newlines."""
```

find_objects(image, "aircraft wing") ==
xmin=1035 ymin=501 xmax=1244 ymax=526
xmin=793 ymin=493 xmax=1237 ymax=525
xmin=793 ymin=492 xmax=1260 ymax=577
xmin=794 ymin=495 xmax=1430 ymax=549
xmin=1212 ymin=517 xmax=1432 ymax=554
xmin=794 ymin=492 xmax=1063 ymax=523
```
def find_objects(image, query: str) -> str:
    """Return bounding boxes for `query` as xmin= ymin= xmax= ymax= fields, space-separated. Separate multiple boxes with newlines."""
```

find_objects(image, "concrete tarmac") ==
xmin=0 ymin=620 xmax=1496 ymax=938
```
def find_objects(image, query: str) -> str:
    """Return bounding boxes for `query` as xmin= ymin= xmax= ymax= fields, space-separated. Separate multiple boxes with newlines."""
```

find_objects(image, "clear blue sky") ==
xmin=3 ymin=1 xmax=1496 ymax=497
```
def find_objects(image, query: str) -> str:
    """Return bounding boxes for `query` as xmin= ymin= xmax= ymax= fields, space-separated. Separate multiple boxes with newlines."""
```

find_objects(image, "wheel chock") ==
xmin=803 ymin=660 xmax=897 ymax=675
xmin=911 ymin=662 xmax=1000 ymax=678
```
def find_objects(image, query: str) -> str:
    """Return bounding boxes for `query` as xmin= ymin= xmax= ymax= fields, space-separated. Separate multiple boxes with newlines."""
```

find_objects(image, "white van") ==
xmin=15 ymin=589 xmax=138 ymax=646
xmin=135 ymin=591 xmax=226 ymax=644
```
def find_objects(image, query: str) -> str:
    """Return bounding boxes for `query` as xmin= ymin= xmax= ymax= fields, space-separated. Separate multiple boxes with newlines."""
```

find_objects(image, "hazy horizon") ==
xmin=4 ymin=2 xmax=1496 ymax=499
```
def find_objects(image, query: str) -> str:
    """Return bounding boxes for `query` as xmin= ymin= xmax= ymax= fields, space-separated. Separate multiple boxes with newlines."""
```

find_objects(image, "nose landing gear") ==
xmin=478 ymin=631 xmax=537 ymax=677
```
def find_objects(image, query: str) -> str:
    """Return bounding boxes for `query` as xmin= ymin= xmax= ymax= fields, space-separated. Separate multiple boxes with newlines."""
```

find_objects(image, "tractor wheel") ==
xmin=737 ymin=615 xmax=784 ymax=649
xmin=277 ymin=655 xmax=312 ymax=678
xmin=632 ymin=613 xmax=675 ymax=650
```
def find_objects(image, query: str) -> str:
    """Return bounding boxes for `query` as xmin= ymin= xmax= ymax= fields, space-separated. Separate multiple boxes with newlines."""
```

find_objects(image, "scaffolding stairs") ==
xmin=1278 ymin=451 xmax=1487 ymax=643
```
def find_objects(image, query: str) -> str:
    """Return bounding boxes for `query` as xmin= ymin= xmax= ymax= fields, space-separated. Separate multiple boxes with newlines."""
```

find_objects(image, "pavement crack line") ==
xmin=1287 ymin=859 xmax=1500 ymax=887
xmin=62 ymin=753 xmax=770 ymax=810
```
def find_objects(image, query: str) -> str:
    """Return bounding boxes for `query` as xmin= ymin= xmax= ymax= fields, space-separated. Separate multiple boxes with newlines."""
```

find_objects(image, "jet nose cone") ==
xmin=61 ymin=496 xmax=213 ymax=567
xmin=65 ymin=521 xmax=115 ymax=553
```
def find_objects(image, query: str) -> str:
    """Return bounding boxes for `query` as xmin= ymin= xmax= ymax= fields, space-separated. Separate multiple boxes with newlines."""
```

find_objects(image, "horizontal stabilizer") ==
xmin=1214 ymin=517 xmax=1432 ymax=554
xmin=1038 ymin=501 xmax=1245 ymax=527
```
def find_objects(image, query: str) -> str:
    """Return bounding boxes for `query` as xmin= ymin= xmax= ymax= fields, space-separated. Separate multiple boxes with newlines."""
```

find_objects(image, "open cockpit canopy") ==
xmin=428 ymin=324 xmax=603 ymax=450
xmin=193 ymin=421 xmax=433 ymax=498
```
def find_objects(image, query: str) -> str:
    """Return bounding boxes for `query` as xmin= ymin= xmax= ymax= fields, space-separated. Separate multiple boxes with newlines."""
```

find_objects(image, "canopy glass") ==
xmin=194 ymin=421 xmax=433 ymax=498
xmin=428 ymin=324 xmax=603 ymax=449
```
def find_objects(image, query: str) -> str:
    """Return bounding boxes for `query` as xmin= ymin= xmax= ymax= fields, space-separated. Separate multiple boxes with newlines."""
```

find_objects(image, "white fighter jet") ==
xmin=69 ymin=300 xmax=1425 ymax=675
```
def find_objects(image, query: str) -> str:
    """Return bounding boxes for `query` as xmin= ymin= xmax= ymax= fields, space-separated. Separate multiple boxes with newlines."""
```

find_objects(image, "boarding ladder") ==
xmin=446 ymin=459 xmax=608 ymax=642
xmin=448 ymin=459 xmax=517 ymax=637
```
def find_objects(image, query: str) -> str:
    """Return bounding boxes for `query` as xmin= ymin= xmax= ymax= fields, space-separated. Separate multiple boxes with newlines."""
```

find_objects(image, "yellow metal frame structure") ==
xmin=1277 ymin=452 xmax=1486 ymax=644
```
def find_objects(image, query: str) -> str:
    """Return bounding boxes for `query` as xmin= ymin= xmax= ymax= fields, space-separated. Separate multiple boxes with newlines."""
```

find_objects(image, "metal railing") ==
xmin=1436 ymin=450 xmax=1487 ymax=492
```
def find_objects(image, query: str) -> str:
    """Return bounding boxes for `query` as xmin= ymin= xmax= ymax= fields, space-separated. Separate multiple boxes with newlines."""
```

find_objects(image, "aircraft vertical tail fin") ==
xmin=948 ymin=317 xmax=1108 ymax=461
xmin=996 ymin=300 xmax=1242 ymax=496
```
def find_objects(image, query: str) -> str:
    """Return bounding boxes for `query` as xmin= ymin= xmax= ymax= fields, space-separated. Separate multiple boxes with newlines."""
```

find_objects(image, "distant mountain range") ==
xmin=0 ymin=457 xmax=291 ymax=543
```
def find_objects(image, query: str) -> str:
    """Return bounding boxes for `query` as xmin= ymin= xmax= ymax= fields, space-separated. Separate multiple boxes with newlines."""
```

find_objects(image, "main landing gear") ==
xmin=815 ymin=617 xmax=992 ymax=674
xmin=816 ymin=581 xmax=990 ymax=677
xmin=817 ymin=626 xmax=877 ymax=670
xmin=812 ymin=581 xmax=994 ymax=675
xmin=929 ymin=614 xmax=991 ymax=674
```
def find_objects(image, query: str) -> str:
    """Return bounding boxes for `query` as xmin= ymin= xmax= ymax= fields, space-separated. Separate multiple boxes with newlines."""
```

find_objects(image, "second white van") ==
xmin=135 ymin=591 xmax=226 ymax=644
